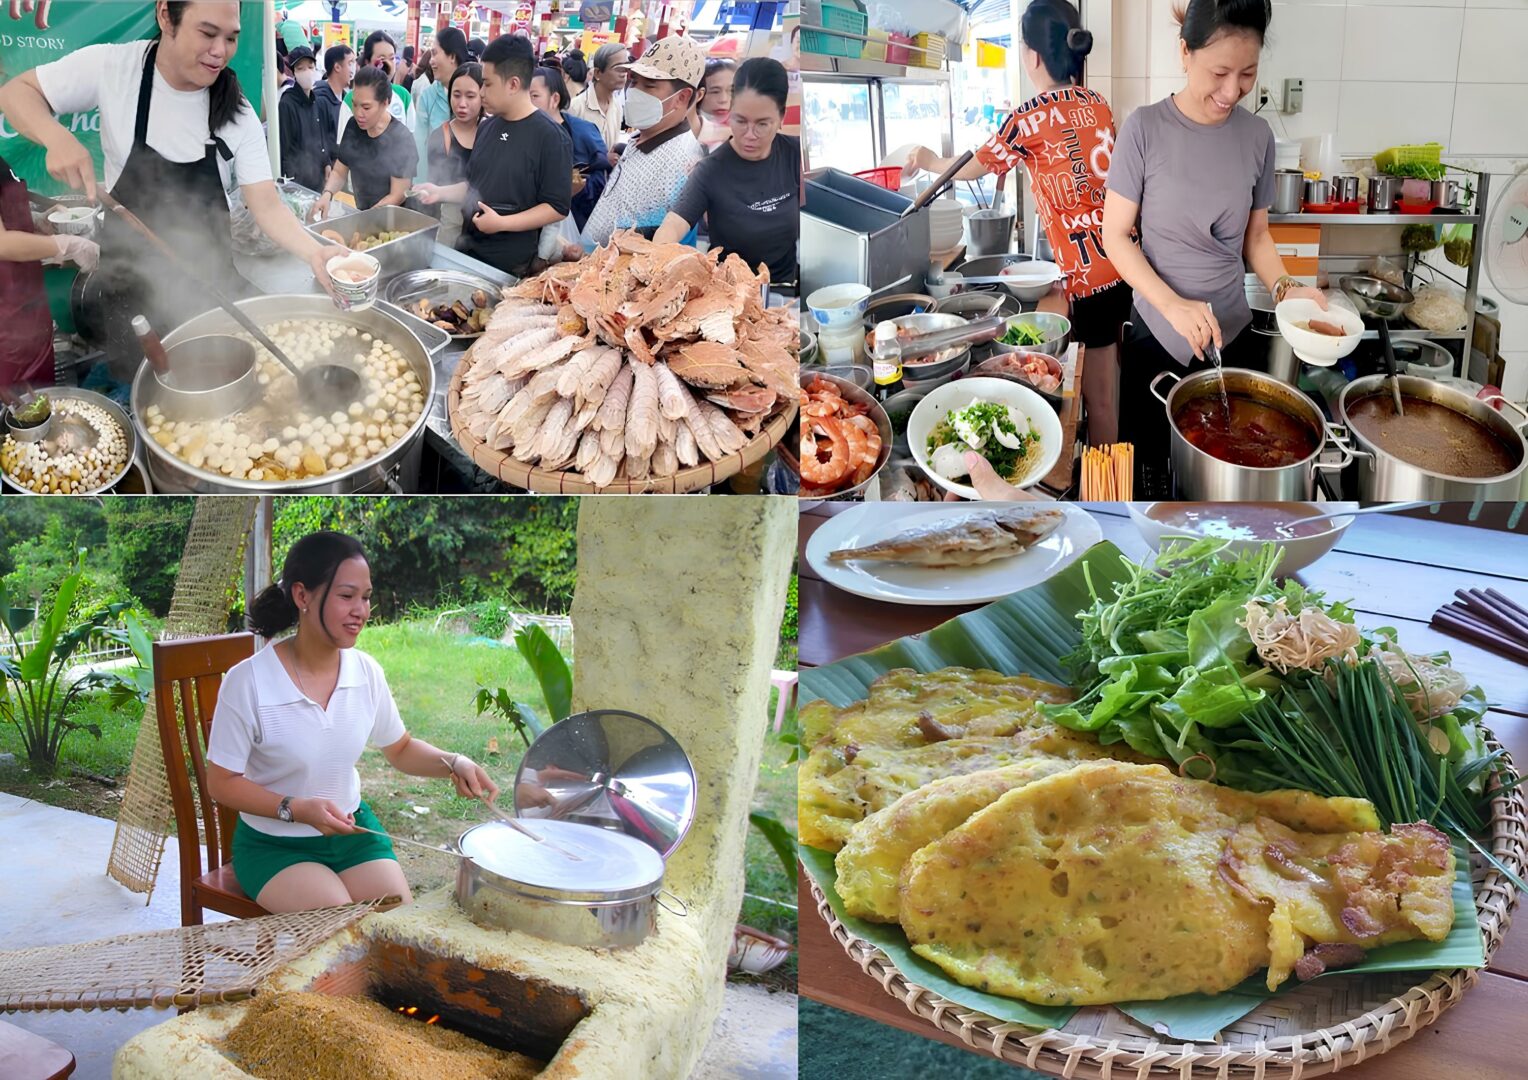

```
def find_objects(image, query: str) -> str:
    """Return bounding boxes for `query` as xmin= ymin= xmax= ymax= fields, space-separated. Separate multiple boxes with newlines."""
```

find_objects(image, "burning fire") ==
xmin=396 ymin=1003 xmax=441 ymax=1025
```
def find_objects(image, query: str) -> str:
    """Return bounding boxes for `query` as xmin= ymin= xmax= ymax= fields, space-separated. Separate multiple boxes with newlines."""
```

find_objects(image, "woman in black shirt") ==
xmin=426 ymin=63 xmax=484 ymax=247
xmin=313 ymin=66 xmax=418 ymax=217
xmin=654 ymin=58 xmax=799 ymax=289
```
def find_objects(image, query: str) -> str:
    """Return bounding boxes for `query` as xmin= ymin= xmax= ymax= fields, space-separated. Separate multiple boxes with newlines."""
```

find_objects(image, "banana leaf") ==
xmin=798 ymin=541 xmax=1485 ymax=1039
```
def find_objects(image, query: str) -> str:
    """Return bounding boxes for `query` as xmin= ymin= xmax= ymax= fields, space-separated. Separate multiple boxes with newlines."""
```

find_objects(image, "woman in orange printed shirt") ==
xmin=905 ymin=0 xmax=1130 ymax=444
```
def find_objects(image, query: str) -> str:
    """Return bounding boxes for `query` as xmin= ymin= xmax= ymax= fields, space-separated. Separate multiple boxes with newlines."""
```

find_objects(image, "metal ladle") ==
xmin=1341 ymin=274 xmax=1413 ymax=418
xmin=98 ymin=192 xmax=362 ymax=411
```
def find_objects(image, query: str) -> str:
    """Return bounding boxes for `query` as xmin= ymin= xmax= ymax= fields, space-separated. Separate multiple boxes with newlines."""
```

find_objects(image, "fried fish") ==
xmin=827 ymin=506 xmax=1066 ymax=568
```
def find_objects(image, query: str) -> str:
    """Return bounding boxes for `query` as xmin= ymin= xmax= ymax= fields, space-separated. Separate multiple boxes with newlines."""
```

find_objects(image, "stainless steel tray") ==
xmin=305 ymin=204 xmax=441 ymax=280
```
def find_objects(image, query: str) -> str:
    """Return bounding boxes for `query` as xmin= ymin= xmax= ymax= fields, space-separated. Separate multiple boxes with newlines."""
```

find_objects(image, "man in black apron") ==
xmin=0 ymin=2 xmax=344 ymax=370
xmin=89 ymin=39 xmax=254 ymax=360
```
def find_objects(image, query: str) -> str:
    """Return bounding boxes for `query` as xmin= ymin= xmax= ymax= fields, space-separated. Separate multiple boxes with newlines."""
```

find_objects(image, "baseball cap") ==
xmin=288 ymin=46 xmax=316 ymax=68
xmin=626 ymin=36 xmax=706 ymax=89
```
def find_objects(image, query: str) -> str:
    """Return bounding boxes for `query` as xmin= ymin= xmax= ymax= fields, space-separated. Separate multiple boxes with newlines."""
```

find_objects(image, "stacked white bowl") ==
xmin=927 ymin=197 xmax=965 ymax=256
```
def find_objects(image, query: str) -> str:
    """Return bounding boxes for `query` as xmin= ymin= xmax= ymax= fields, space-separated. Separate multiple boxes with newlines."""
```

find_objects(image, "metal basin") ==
xmin=873 ymin=313 xmax=972 ymax=381
xmin=132 ymin=295 xmax=441 ymax=493
xmin=304 ymin=204 xmax=441 ymax=280
xmin=1152 ymin=367 xmax=1351 ymax=501
xmin=1336 ymin=375 xmax=1528 ymax=501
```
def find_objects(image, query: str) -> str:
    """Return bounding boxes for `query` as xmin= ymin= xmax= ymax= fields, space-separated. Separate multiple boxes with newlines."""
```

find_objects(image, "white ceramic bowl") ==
xmin=908 ymin=377 xmax=1063 ymax=499
xmin=1275 ymin=298 xmax=1364 ymax=367
xmin=996 ymin=260 xmax=1062 ymax=302
xmin=807 ymin=284 xmax=872 ymax=330
xmin=1126 ymin=502 xmax=1358 ymax=575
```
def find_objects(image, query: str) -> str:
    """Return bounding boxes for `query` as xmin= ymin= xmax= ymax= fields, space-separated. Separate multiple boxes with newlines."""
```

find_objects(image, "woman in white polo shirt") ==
xmin=206 ymin=530 xmax=499 ymax=913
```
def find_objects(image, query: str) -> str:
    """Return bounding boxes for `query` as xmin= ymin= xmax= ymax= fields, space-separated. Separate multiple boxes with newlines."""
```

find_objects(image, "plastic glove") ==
xmin=48 ymin=233 xmax=99 ymax=272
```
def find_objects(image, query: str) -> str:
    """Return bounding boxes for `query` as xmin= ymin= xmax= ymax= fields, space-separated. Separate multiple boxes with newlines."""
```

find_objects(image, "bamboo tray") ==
xmin=447 ymin=338 xmax=797 ymax=494
xmin=807 ymin=732 xmax=1525 ymax=1079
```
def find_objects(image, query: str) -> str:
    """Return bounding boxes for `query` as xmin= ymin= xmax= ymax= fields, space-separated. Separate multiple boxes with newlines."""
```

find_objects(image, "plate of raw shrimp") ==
xmin=787 ymin=373 xmax=891 ymax=499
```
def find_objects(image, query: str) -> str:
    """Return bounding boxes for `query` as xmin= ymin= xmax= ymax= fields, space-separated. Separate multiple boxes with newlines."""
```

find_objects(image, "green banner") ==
xmin=0 ymin=1 xmax=268 ymax=197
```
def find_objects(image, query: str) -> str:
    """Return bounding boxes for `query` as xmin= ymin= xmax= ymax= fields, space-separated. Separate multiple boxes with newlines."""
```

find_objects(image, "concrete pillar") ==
xmin=568 ymin=495 xmax=796 ymax=1010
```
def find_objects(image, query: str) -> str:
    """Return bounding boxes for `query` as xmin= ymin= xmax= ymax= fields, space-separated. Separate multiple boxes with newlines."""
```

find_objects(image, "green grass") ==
xmin=740 ymin=693 xmax=798 ymax=986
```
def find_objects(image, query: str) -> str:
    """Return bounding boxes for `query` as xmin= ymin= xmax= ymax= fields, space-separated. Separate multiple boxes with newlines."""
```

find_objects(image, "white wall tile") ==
xmin=1114 ymin=0 xmax=1151 ymax=78
xmin=1452 ymin=84 xmax=1528 ymax=156
xmin=1338 ymin=82 xmax=1456 ymax=152
xmin=1148 ymin=76 xmax=1181 ymax=104
xmin=1458 ymin=8 xmax=1528 ymax=83
xmin=1112 ymin=77 xmax=1149 ymax=123
xmin=1499 ymin=352 xmax=1528 ymax=402
xmin=1352 ymin=0 xmax=1466 ymax=8
xmin=1148 ymin=0 xmax=1183 ymax=79
xmin=1260 ymin=80 xmax=1344 ymax=143
xmin=1466 ymin=0 xmax=1528 ymax=9
xmin=1343 ymin=6 xmax=1465 ymax=82
xmin=1266 ymin=4 xmax=1347 ymax=80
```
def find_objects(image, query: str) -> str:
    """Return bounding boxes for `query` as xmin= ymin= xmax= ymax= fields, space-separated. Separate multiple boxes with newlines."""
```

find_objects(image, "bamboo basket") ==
xmin=808 ymin=735 xmax=1526 ymax=1078
xmin=447 ymin=339 xmax=797 ymax=494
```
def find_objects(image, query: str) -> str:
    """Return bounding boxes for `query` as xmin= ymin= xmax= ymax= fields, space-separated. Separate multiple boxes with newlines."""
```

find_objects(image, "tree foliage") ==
xmin=102 ymin=498 xmax=197 ymax=616
xmin=271 ymin=497 xmax=579 ymax=617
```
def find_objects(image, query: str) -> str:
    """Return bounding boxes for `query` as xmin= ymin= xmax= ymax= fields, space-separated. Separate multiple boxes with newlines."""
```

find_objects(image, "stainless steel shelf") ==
xmin=1269 ymin=212 xmax=1481 ymax=226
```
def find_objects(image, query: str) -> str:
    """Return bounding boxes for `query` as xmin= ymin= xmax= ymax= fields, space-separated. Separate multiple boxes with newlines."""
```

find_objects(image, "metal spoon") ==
xmin=1274 ymin=500 xmax=1440 ymax=538
xmin=99 ymin=191 xmax=362 ymax=411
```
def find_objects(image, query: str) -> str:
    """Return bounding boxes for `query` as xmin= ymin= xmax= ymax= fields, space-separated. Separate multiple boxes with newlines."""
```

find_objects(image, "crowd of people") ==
xmin=0 ymin=0 xmax=798 ymax=388
xmin=274 ymin=17 xmax=800 ymax=287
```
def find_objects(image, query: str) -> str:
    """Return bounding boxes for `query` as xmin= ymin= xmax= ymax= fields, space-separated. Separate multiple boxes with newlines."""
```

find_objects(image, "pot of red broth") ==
xmin=1151 ymin=368 xmax=1352 ymax=500
xmin=1336 ymin=375 xmax=1528 ymax=501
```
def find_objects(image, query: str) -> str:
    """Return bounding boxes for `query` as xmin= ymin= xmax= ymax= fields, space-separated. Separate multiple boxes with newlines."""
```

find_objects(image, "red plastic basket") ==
xmin=854 ymin=166 xmax=903 ymax=191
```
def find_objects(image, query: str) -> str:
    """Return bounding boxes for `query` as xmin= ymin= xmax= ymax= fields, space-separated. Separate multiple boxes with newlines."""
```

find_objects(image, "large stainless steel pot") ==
xmin=450 ymin=708 xmax=698 ymax=948
xmin=130 ymin=295 xmax=442 ymax=493
xmin=1246 ymin=285 xmax=1299 ymax=385
xmin=453 ymin=819 xmax=678 ymax=949
xmin=1336 ymin=375 xmax=1528 ymax=501
xmin=1151 ymin=367 xmax=1353 ymax=500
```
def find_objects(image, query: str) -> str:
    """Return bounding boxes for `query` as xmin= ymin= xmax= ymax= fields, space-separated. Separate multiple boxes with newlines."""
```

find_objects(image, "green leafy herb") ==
xmin=1380 ymin=160 xmax=1446 ymax=181
xmin=1000 ymin=322 xmax=1049 ymax=347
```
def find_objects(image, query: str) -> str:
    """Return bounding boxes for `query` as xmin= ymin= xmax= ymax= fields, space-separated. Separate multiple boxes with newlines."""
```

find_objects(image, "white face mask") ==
xmin=625 ymin=86 xmax=682 ymax=130
xmin=296 ymin=68 xmax=318 ymax=91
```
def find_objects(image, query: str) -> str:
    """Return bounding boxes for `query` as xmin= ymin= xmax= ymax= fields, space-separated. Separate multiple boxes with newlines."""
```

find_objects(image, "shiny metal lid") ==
xmin=513 ymin=710 xmax=697 ymax=859
xmin=457 ymin=819 xmax=664 ymax=897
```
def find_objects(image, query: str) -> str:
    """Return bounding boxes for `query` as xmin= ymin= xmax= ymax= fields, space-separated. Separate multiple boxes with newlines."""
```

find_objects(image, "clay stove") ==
xmin=114 ymin=498 xmax=797 ymax=1079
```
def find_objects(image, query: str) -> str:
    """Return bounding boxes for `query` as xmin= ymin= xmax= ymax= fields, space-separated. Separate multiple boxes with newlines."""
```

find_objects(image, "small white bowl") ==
xmin=1127 ymin=502 xmax=1358 ymax=575
xmin=326 ymin=252 xmax=381 ymax=311
xmin=908 ymin=377 xmax=1062 ymax=499
xmin=807 ymin=284 xmax=872 ymax=330
xmin=46 ymin=205 xmax=98 ymax=236
xmin=1275 ymin=299 xmax=1363 ymax=367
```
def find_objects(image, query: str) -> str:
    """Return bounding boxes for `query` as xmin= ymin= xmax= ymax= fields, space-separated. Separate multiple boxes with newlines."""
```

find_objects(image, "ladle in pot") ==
xmin=99 ymin=191 xmax=362 ymax=412
xmin=1341 ymin=275 xmax=1412 ymax=418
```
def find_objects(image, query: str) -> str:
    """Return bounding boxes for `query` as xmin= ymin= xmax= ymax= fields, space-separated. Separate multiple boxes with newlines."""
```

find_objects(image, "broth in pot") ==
xmin=1345 ymin=395 xmax=1518 ymax=479
xmin=1173 ymin=394 xmax=1320 ymax=469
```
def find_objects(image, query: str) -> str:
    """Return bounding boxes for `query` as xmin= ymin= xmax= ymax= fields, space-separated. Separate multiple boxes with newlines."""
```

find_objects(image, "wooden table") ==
xmin=0 ymin=1020 xmax=74 ymax=1080
xmin=1035 ymin=286 xmax=1084 ymax=495
xmin=797 ymin=503 xmax=1528 ymax=1078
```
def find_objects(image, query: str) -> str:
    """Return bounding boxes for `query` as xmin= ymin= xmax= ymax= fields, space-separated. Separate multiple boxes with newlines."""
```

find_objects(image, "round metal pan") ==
xmin=384 ymin=269 xmax=503 ymax=340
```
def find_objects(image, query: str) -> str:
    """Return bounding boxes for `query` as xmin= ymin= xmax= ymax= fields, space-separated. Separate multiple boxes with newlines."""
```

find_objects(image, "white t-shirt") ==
xmin=34 ymin=40 xmax=272 ymax=200
xmin=206 ymin=645 xmax=406 ymax=837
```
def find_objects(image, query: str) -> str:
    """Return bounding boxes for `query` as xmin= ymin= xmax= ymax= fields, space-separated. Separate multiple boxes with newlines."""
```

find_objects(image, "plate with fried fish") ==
xmin=804 ymin=503 xmax=1102 ymax=605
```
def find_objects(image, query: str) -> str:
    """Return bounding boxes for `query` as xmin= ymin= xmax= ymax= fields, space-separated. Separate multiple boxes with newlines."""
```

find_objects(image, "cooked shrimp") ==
xmin=800 ymin=417 xmax=853 ymax=487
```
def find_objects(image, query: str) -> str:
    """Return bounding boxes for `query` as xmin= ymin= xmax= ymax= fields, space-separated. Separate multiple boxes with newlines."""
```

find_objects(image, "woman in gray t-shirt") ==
xmin=1101 ymin=0 xmax=1329 ymax=485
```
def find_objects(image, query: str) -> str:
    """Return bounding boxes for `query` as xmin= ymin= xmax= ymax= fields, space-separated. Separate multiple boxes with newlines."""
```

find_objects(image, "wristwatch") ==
xmin=276 ymin=796 xmax=294 ymax=823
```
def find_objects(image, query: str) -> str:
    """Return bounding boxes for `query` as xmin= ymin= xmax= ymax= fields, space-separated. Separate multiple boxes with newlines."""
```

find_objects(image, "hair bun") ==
xmin=1066 ymin=28 xmax=1094 ymax=55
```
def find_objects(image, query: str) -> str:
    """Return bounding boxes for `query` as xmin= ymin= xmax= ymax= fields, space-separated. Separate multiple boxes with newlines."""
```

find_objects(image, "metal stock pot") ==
xmin=1151 ymin=367 xmax=1353 ymax=500
xmin=1335 ymin=375 xmax=1528 ymax=502
xmin=452 ymin=709 xmax=697 ymax=949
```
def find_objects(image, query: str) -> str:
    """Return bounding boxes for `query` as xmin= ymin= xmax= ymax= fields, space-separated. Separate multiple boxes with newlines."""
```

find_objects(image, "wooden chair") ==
xmin=153 ymin=632 xmax=267 ymax=926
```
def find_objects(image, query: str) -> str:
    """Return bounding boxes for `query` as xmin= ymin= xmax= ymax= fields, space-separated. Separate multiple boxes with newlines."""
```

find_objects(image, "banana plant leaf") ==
xmin=798 ymin=541 xmax=1485 ymax=1039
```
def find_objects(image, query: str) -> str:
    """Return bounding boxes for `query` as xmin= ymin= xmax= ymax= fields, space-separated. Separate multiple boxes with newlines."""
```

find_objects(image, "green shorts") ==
xmin=232 ymin=800 xmax=397 ymax=901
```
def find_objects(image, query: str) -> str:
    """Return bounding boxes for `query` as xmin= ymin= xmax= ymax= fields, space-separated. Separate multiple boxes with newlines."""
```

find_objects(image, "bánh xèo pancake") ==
xmin=835 ymin=759 xmax=1079 ymax=922
xmin=899 ymin=761 xmax=1450 ymax=1005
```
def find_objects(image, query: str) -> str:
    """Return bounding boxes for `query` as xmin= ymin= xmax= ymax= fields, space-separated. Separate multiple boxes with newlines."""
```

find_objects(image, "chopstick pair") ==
xmin=439 ymin=755 xmax=583 ymax=861
xmin=1430 ymin=588 xmax=1528 ymax=665
xmin=1080 ymin=443 xmax=1133 ymax=501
